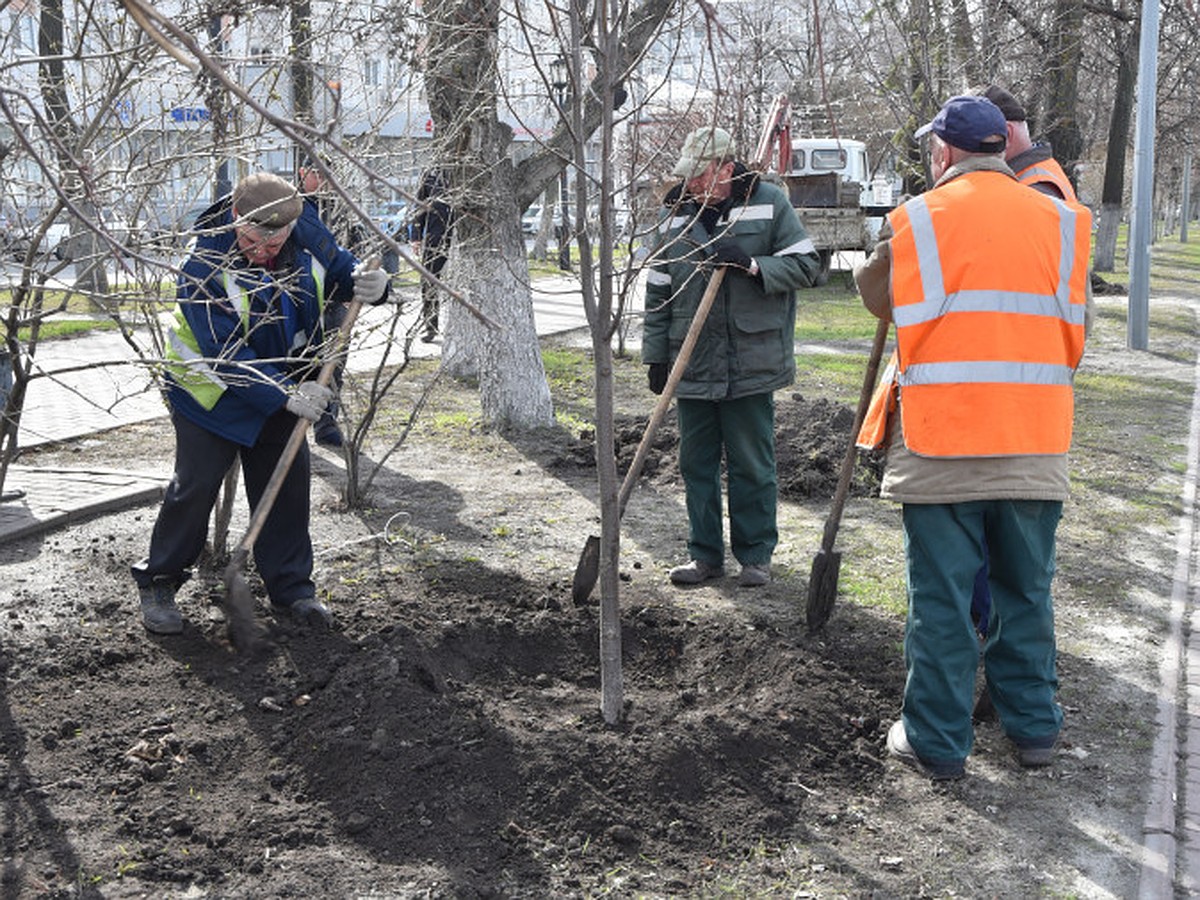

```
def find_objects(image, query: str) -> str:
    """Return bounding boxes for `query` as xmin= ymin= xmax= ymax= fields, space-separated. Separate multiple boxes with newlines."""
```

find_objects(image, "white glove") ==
xmin=352 ymin=262 xmax=389 ymax=305
xmin=285 ymin=381 xmax=334 ymax=423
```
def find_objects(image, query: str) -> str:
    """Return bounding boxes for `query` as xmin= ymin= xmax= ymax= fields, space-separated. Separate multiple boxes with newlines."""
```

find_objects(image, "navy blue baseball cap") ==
xmin=914 ymin=95 xmax=1007 ymax=153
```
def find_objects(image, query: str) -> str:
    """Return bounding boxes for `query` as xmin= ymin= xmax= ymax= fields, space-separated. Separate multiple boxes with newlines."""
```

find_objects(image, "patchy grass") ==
xmin=17 ymin=318 xmax=121 ymax=341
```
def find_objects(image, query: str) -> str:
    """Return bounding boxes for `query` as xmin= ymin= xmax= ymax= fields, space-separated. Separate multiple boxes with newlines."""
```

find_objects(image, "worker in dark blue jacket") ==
xmin=132 ymin=172 xmax=389 ymax=636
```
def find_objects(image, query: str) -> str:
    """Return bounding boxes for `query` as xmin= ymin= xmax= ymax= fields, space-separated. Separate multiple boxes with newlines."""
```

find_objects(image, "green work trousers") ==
xmin=901 ymin=500 xmax=1064 ymax=767
xmin=676 ymin=393 xmax=777 ymax=567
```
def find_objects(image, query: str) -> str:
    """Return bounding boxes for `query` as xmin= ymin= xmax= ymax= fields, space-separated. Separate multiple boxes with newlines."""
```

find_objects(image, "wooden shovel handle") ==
xmin=616 ymin=267 xmax=726 ymax=518
xmin=818 ymin=317 xmax=890 ymax=554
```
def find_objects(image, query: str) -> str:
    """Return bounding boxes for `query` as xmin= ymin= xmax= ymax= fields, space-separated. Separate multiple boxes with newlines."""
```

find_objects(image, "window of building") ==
xmin=364 ymin=59 xmax=381 ymax=87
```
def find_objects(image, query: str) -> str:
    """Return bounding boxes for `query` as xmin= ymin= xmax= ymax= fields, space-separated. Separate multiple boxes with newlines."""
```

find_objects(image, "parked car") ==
xmin=6 ymin=216 xmax=70 ymax=260
xmin=521 ymin=204 xmax=544 ymax=235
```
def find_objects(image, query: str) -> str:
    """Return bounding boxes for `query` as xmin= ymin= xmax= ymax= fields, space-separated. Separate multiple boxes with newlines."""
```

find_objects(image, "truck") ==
xmin=782 ymin=137 xmax=897 ymax=282
xmin=755 ymin=95 xmax=898 ymax=283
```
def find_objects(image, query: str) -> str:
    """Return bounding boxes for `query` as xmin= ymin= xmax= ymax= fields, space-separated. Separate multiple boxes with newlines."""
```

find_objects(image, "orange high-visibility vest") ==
xmin=887 ymin=170 xmax=1091 ymax=458
xmin=1014 ymin=156 xmax=1077 ymax=202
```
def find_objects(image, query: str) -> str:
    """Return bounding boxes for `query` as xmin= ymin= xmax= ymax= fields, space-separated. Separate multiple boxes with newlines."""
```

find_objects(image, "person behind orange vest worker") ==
xmin=854 ymin=95 xmax=1092 ymax=780
xmin=974 ymin=84 xmax=1077 ymax=201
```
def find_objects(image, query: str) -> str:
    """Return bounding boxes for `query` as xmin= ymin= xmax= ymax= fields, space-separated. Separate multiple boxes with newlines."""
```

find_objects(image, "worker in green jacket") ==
xmin=642 ymin=126 xmax=821 ymax=588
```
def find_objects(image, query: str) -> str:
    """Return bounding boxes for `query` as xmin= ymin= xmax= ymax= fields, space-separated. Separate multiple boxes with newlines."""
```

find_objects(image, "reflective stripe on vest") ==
xmin=289 ymin=259 xmax=327 ymax=352
xmin=888 ymin=173 xmax=1090 ymax=457
xmin=1014 ymin=157 xmax=1077 ymax=202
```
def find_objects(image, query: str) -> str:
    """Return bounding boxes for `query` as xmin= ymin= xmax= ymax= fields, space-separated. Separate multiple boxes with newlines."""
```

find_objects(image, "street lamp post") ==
xmin=550 ymin=54 xmax=571 ymax=271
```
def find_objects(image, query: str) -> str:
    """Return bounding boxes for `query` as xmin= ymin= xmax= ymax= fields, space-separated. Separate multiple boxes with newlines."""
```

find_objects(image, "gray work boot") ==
xmin=669 ymin=559 xmax=725 ymax=585
xmin=1013 ymin=737 xmax=1057 ymax=768
xmin=278 ymin=597 xmax=333 ymax=629
xmin=139 ymin=583 xmax=183 ymax=635
xmin=738 ymin=564 xmax=771 ymax=587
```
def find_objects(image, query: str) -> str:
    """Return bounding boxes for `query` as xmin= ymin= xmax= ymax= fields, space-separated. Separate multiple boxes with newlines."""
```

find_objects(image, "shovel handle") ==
xmin=818 ymin=316 xmax=890 ymax=554
xmin=616 ymin=267 xmax=727 ymax=518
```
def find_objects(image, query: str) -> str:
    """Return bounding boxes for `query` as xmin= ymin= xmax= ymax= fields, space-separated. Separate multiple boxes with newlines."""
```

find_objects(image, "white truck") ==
xmin=780 ymin=136 xmax=897 ymax=283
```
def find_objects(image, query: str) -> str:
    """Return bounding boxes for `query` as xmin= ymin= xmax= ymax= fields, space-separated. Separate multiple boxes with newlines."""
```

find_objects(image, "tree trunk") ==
xmin=949 ymin=0 xmax=983 ymax=85
xmin=291 ymin=0 xmax=314 ymax=132
xmin=421 ymin=0 xmax=675 ymax=429
xmin=422 ymin=0 xmax=553 ymax=428
xmin=1044 ymin=0 xmax=1084 ymax=171
xmin=39 ymin=0 xmax=109 ymax=299
xmin=1094 ymin=23 xmax=1137 ymax=272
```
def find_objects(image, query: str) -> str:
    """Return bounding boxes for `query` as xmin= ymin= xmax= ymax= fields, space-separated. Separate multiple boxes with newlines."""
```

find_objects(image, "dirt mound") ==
xmin=561 ymin=392 xmax=881 ymax=500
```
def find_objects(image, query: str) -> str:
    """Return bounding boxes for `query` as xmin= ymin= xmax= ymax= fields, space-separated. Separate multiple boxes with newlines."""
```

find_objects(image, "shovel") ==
xmin=221 ymin=265 xmax=374 ymax=652
xmin=571 ymin=268 xmax=727 ymax=604
xmin=805 ymin=317 xmax=890 ymax=631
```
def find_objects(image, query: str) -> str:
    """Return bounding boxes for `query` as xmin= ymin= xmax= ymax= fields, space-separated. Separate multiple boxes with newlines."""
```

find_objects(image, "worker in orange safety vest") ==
xmin=853 ymin=95 xmax=1092 ymax=781
xmin=858 ymin=83 xmax=1089 ymax=652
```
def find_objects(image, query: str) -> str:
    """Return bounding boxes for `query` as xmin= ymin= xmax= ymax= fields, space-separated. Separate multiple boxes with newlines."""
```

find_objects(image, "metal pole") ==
xmin=1128 ymin=0 xmax=1160 ymax=351
xmin=558 ymin=150 xmax=571 ymax=271
xmin=1181 ymin=154 xmax=1192 ymax=243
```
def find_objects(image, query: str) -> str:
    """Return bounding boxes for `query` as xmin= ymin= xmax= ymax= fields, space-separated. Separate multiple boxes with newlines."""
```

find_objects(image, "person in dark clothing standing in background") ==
xmin=409 ymin=168 xmax=454 ymax=343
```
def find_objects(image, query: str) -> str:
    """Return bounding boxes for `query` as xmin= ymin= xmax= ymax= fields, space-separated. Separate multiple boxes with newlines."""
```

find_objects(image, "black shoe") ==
xmin=139 ymin=583 xmax=183 ymax=635
xmin=1012 ymin=736 xmax=1057 ymax=768
xmin=277 ymin=597 xmax=333 ymax=629
xmin=314 ymin=418 xmax=344 ymax=448
xmin=421 ymin=326 xmax=438 ymax=343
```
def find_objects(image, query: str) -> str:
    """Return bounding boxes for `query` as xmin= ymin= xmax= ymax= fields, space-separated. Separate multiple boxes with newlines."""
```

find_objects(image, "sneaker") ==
xmin=278 ymin=597 xmax=333 ymax=629
xmin=139 ymin=584 xmax=183 ymax=635
xmin=314 ymin=418 xmax=344 ymax=449
xmin=1013 ymin=738 xmax=1056 ymax=768
xmin=738 ymin=564 xmax=771 ymax=587
xmin=886 ymin=720 xmax=965 ymax=781
xmin=669 ymin=559 xmax=725 ymax=585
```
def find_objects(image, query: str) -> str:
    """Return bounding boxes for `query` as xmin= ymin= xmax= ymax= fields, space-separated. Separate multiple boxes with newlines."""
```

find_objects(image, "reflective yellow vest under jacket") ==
xmin=165 ymin=261 xmax=327 ymax=411
xmin=883 ymin=169 xmax=1090 ymax=458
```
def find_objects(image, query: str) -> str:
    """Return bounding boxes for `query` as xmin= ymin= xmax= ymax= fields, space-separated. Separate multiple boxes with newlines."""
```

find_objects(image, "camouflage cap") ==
xmin=672 ymin=127 xmax=736 ymax=179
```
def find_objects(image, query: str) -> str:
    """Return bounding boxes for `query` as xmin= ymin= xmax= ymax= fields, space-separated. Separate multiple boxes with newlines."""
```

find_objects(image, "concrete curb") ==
xmin=1138 ymin=337 xmax=1200 ymax=897
xmin=0 ymin=466 xmax=169 ymax=544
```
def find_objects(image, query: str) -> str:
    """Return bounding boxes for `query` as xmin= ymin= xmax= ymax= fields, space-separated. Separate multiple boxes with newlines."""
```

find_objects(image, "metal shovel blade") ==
xmin=805 ymin=546 xmax=842 ymax=631
xmin=571 ymin=534 xmax=601 ymax=605
xmin=221 ymin=548 xmax=270 ymax=655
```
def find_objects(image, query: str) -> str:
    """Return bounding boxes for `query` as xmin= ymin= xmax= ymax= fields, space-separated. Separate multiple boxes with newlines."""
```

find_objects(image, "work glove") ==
xmin=710 ymin=237 xmax=753 ymax=271
xmin=286 ymin=381 xmax=334 ymax=423
xmin=647 ymin=363 xmax=669 ymax=395
xmin=352 ymin=262 xmax=390 ymax=305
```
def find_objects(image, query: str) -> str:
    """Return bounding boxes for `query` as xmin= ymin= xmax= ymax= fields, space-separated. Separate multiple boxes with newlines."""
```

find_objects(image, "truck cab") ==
xmin=785 ymin=137 xmax=894 ymax=214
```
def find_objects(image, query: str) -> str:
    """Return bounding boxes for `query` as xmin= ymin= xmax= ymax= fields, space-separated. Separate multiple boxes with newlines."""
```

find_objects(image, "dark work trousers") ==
xmin=131 ymin=409 xmax=315 ymax=607
xmin=420 ymin=247 xmax=448 ymax=331
xmin=900 ymin=499 xmax=1063 ymax=767
xmin=676 ymin=392 xmax=777 ymax=568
